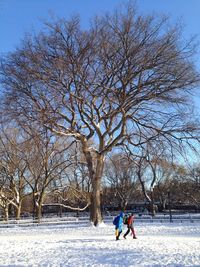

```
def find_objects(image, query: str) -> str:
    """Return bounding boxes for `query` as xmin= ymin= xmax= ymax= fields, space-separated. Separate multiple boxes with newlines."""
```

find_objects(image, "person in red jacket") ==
xmin=123 ymin=213 xmax=137 ymax=239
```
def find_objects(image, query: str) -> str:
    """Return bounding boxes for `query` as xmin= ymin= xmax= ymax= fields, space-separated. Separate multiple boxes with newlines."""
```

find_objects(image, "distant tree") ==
xmin=179 ymin=165 xmax=200 ymax=209
xmin=43 ymin=144 xmax=92 ymax=216
xmin=22 ymin=128 xmax=74 ymax=222
xmin=0 ymin=126 xmax=28 ymax=220
xmin=152 ymin=160 xmax=186 ymax=211
xmin=1 ymin=3 xmax=200 ymax=225
xmin=134 ymin=144 xmax=178 ymax=215
xmin=103 ymin=153 xmax=139 ymax=211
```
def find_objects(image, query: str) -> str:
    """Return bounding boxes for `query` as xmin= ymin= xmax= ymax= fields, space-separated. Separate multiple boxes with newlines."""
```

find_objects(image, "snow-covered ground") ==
xmin=0 ymin=220 xmax=199 ymax=267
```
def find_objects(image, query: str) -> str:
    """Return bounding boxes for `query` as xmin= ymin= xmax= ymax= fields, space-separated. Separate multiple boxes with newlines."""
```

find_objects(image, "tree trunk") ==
xmin=149 ymin=202 xmax=156 ymax=217
xmin=81 ymin=138 xmax=105 ymax=226
xmin=91 ymin=174 xmax=102 ymax=226
xmin=150 ymin=190 xmax=156 ymax=216
xmin=4 ymin=206 xmax=9 ymax=222
xmin=35 ymin=204 xmax=42 ymax=223
xmin=15 ymin=204 xmax=21 ymax=220
xmin=90 ymin=154 xmax=104 ymax=226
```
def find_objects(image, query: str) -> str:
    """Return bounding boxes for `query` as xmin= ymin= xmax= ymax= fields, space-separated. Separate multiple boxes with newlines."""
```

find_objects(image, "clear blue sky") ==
xmin=0 ymin=0 xmax=200 ymax=161
xmin=0 ymin=0 xmax=200 ymax=55
xmin=0 ymin=0 xmax=200 ymax=108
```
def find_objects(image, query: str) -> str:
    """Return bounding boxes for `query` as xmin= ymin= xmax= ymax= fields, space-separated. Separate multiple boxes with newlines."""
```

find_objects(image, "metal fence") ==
xmin=0 ymin=213 xmax=200 ymax=228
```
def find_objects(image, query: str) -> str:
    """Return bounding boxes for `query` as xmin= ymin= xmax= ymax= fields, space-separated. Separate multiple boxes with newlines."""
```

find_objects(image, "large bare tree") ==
xmin=0 ymin=4 xmax=199 ymax=225
xmin=0 ymin=126 xmax=28 ymax=220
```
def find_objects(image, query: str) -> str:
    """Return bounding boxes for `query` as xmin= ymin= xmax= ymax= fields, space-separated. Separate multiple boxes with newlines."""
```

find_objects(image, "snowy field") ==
xmin=0 ymin=220 xmax=199 ymax=267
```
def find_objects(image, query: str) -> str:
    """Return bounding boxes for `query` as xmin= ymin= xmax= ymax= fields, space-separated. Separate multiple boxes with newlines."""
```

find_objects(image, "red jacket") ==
xmin=127 ymin=215 xmax=134 ymax=226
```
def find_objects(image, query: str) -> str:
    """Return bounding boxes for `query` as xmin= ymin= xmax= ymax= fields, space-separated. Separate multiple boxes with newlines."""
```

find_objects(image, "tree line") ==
xmin=0 ymin=3 xmax=200 ymax=224
xmin=0 ymin=123 xmax=199 ymax=221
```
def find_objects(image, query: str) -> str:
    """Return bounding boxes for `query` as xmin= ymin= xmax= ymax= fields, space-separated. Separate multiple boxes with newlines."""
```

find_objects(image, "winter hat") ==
xmin=120 ymin=211 xmax=124 ymax=217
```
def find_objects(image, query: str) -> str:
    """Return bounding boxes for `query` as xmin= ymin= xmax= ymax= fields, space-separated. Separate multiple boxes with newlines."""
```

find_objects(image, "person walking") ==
xmin=113 ymin=211 xmax=124 ymax=241
xmin=123 ymin=213 xmax=137 ymax=239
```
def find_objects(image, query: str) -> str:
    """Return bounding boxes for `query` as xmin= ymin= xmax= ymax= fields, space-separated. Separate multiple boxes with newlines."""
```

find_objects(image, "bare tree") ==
xmin=153 ymin=159 xmax=179 ymax=211
xmin=104 ymin=153 xmax=139 ymax=211
xmin=0 ymin=3 xmax=199 ymax=225
xmin=178 ymin=164 xmax=200 ymax=209
xmin=43 ymin=143 xmax=92 ymax=216
xmin=0 ymin=183 xmax=13 ymax=221
xmin=133 ymin=143 xmax=178 ymax=216
xmin=22 ymin=128 xmax=75 ymax=222
xmin=44 ymin=185 xmax=90 ymax=215
xmin=0 ymin=126 xmax=28 ymax=220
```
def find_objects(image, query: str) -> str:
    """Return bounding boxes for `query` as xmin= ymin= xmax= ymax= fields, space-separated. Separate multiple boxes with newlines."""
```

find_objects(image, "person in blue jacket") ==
xmin=113 ymin=211 xmax=124 ymax=240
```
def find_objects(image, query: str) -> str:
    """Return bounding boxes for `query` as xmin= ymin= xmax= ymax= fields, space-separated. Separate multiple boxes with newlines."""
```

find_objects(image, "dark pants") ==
xmin=115 ymin=229 xmax=122 ymax=240
xmin=124 ymin=226 xmax=136 ymax=238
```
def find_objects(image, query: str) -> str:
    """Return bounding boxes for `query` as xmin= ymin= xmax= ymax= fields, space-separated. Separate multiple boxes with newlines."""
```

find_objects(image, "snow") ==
xmin=0 ymin=220 xmax=199 ymax=266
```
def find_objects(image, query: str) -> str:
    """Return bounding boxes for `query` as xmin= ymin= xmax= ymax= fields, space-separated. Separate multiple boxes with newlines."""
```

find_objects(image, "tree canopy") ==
xmin=0 ymin=3 xmax=200 ymax=225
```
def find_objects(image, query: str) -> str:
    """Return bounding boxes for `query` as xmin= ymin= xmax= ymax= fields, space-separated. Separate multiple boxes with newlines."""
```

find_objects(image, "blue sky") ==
xmin=0 ymin=0 xmax=200 ymax=55
xmin=0 ymin=0 xmax=199 ymax=161
xmin=0 ymin=0 xmax=200 ymax=108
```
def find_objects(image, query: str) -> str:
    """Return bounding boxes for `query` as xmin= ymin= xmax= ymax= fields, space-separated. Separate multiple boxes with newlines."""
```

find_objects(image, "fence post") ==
xmin=168 ymin=191 xmax=173 ymax=223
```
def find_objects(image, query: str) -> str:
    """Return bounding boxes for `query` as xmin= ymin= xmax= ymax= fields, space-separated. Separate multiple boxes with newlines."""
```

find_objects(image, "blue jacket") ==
xmin=113 ymin=212 xmax=124 ymax=231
